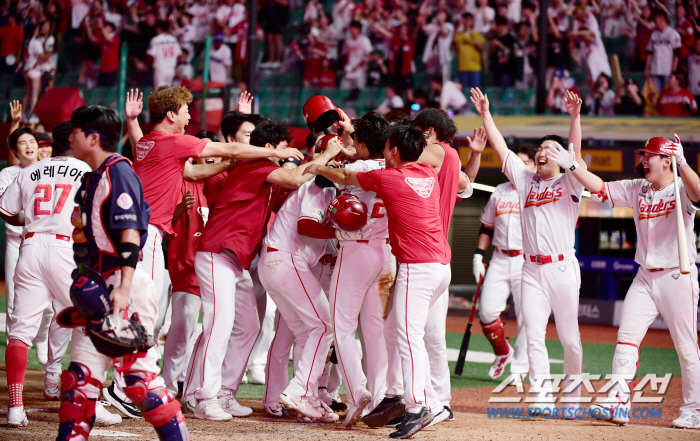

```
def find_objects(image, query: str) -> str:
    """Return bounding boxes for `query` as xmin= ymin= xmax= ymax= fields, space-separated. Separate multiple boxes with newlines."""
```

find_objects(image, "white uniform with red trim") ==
xmin=502 ymin=150 xmax=583 ymax=403
xmin=478 ymin=182 xmax=529 ymax=375
xmin=596 ymin=179 xmax=700 ymax=414
xmin=258 ymin=180 xmax=335 ymax=405
xmin=330 ymin=159 xmax=396 ymax=409
xmin=0 ymin=158 xmax=90 ymax=371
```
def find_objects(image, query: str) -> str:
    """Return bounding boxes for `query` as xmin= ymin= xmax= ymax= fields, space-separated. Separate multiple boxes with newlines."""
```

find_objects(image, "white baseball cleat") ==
xmin=218 ymin=395 xmax=253 ymax=417
xmin=7 ymin=406 xmax=28 ymax=427
xmin=43 ymin=372 xmax=60 ymax=400
xmin=672 ymin=414 xmax=700 ymax=429
xmin=249 ymin=368 xmax=266 ymax=385
xmin=590 ymin=394 xmax=630 ymax=425
xmin=488 ymin=342 xmax=514 ymax=379
xmin=264 ymin=402 xmax=288 ymax=417
xmin=279 ymin=393 xmax=322 ymax=419
xmin=426 ymin=406 xmax=450 ymax=427
xmin=194 ymin=398 xmax=233 ymax=421
xmin=313 ymin=400 xmax=339 ymax=423
xmin=36 ymin=340 xmax=48 ymax=365
xmin=95 ymin=401 xmax=123 ymax=426
xmin=318 ymin=387 xmax=333 ymax=406
xmin=344 ymin=389 xmax=372 ymax=428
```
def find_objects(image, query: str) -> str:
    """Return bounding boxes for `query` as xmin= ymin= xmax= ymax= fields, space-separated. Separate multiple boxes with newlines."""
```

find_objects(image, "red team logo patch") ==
xmin=404 ymin=177 xmax=435 ymax=198
xmin=135 ymin=141 xmax=155 ymax=161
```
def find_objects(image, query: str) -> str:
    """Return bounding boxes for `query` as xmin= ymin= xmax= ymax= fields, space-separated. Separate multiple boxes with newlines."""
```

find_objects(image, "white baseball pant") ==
xmin=258 ymin=248 xmax=332 ymax=402
xmin=311 ymin=259 xmax=343 ymax=394
xmin=183 ymin=250 xmax=256 ymax=402
xmin=611 ymin=266 xmax=700 ymax=415
xmin=43 ymin=300 xmax=71 ymax=376
xmin=142 ymin=224 xmax=166 ymax=303
xmin=521 ymin=257 xmax=582 ymax=403
xmin=479 ymin=252 xmax=529 ymax=374
xmin=262 ymin=311 xmax=303 ymax=407
xmin=389 ymin=262 xmax=451 ymax=413
xmin=162 ymin=291 xmax=201 ymax=397
xmin=424 ymin=288 xmax=451 ymax=407
xmin=247 ymin=294 xmax=276 ymax=374
xmin=330 ymin=240 xmax=395 ymax=407
xmin=155 ymin=271 xmax=173 ymax=338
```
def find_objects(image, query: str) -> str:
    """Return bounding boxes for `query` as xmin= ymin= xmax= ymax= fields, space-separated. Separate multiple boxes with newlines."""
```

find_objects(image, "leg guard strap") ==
xmin=481 ymin=318 xmax=510 ymax=356
xmin=57 ymin=363 xmax=99 ymax=441
xmin=124 ymin=373 xmax=189 ymax=441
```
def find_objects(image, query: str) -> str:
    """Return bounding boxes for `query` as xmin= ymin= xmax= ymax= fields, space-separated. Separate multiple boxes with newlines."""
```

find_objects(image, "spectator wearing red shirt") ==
xmin=389 ymin=24 xmax=416 ymax=97
xmin=85 ymin=19 xmax=120 ymax=87
xmin=656 ymin=71 xmax=698 ymax=117
xmin=318 ymin=58 xmax=337 ymax=89
xmin=676 ymin=4 xmax=695 ymax=60
xmin=304 ymin=125 xmax=451 ymax=437
xmin=302 ymin=32 xmax=328 ymax=88
xmin=0 ymin=15 xmax=24 ymax=74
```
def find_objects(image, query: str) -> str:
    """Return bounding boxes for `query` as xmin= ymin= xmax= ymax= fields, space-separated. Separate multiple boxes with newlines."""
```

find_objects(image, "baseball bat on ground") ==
xmin=455 ymin=267 xmax=486 ymax=376
xmin=671 ymin=156 xmax=691 ymax=274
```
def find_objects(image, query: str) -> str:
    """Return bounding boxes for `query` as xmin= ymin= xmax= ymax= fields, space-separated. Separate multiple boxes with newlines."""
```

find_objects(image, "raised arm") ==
xmin=265 ymin=139 xmax=342 ymax=189
xmin=200 ymin=141 xmax=304 ymax=162
xmin=564 ymin=90 xmax=584 ymax=165
xmin=303 ymin=164 xmax=361 ymax=187
xmin=125 ymin=89 xmax=144 ymax=158
xmin=464 ymin=126 xmax=486 ymax=182
xmin=470 ymin=88 xmax=509 ymax=164
xmin=546 ymin=142 xmax=604 ymax=193
xmin=667 ymin=135 xmax=700 ymax=203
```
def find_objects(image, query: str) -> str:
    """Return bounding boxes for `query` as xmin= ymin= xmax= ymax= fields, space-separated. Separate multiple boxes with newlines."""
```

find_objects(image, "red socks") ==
xmin=481 ymin=318 xmax=511 ymax=356
xmin=6 ymin=339 xmax=29 ymax=408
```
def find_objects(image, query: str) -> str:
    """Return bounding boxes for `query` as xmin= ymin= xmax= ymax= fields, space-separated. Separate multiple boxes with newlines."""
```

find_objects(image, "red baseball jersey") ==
xmin=435 ymin=141 xmax=461 ymax=235
xmin=198 ymin=159 xmax=288 ymax=270
xmin=133 ymin=131 xmax=207 ymax=234
xmin=168 ymin=180 xmax=208 ymax=296
xmin=358 ymin=162 xmax=450 ymax=264
xmin=203 ymin=170 xmax=228 ymax=208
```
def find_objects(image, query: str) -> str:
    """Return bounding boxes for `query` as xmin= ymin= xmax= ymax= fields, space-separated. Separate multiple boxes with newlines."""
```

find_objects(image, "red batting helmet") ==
xmin=314 ymin=134 xmax=344 ymax=153
xmin=327 ymin=194 xmax=368 ymax=232
xmin=303 ymin=96 xmax=341 ymax=134
xmin=634 ymin=137 xmax=673 ymax=176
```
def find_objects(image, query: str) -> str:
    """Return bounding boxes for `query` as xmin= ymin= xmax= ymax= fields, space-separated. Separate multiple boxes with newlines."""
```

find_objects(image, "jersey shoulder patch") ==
xmin=135 ymin=140 xmax=155 ymax=161
xmin=404 ymin=177 xmax=435 ymax=198
xmin=117 ymin=193 xmax=134 ymax=210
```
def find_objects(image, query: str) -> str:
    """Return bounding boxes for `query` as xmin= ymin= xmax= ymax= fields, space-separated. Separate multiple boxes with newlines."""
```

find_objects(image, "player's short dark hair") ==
xmin=385 ymin=110 xmax=411 ymax=124
xmin=305 ymin=132 xmax=321 ymax=149
xmin=52 ymin=121 xmax=73 ymax=155
xmin=250 ymin=120 xmax=292 ymax=148
xmin=221 ymin=111 xmax=253 ymax=142
xmin=353 ymin=112 xmax=390 ymax=158
xmin=8 ymin=127 xmax=38 ymax=152
xmin=384 ymin=125 xmax=426 ymax=162
xmin=514 ymin=143 xmax=536 ymax=161
xmin=194 ymin=130 xmax=220 ymax=142
xmin=538 ymin=134 xmax=569 ymax=150
xmin=71 ymin=105 xmax=121 ymax=152
xmin=412 ymin=108 xmax=458 ymax=146
xmin=247 ymin=114 xmax=268 ymax=126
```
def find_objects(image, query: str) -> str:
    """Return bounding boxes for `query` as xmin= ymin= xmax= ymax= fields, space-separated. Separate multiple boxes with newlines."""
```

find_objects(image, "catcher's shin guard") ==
xmin=124 ymin=373 xmax=189 ymax=441
xmin=56 ymin=363 xmax=101 ymax=441
xmin=481 ymin=318 xmax=510 ymax=356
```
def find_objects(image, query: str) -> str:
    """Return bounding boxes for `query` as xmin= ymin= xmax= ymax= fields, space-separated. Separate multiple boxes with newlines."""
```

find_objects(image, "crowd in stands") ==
xmin=0 ymin=0 xmax=699 ymax=122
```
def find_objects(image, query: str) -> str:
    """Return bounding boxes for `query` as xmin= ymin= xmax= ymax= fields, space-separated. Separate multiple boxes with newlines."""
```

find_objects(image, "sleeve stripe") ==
xmin=606 ymin=182 xmax=615 ymax=208
xmin=501 ymin=150 xmax=511 ymax=174
xmin=0 ymin=205 xmax=17 ymax=216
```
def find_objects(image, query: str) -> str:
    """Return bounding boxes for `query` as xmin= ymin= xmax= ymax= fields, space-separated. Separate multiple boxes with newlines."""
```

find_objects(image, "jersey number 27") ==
xmin=34 ymin=184 xmax=73 ymax=216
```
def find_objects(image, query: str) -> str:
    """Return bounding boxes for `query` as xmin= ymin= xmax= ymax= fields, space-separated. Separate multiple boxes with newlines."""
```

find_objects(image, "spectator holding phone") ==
xmin=614 ymin=78 xmax=646 ymax=115
xmin=656 ymin=71 xmax=698 ymax=117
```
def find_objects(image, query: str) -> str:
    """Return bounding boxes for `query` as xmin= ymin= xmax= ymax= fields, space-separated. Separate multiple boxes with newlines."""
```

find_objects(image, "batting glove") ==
xmin=472 ymin=254 xmax=486 ymax=282
xmin=546 ymin=142 xmax=579 ymax=172
xmin=661 ymin=134 xmax=686 ymax=167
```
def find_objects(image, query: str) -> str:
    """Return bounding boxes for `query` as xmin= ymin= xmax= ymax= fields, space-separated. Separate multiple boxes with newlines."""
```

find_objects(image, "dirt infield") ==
xmin=2 ymin=369 xmax=699 ymax=440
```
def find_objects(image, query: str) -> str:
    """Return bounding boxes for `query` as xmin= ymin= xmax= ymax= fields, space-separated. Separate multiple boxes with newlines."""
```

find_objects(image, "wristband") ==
xmin=569 ymin=161 xmax=578 ymax=172
xmin=118 ymin=242 xmax=140 ymax=269
xmin=474 ymin=249 xmax=485 ymax=256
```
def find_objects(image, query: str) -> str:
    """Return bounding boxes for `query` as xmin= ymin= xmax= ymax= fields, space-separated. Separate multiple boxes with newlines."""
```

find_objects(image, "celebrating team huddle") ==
xmin=1 ymin=83 xmax=699 ymax=441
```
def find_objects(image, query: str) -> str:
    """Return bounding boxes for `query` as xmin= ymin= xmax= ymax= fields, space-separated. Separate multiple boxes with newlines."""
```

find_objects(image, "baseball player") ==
xmin=0 ymin=127 xmax=52 ymax=365
xmin=473 ymin=145 xmax=536 ymax=380
xmin=52 ymin=104 xmax=189 ymax=440
xmin=308 ymin=113 xmax=396 ymax=428
xmin=305 ymin=125 xmax=451 ymax=439
xmin=471 ymin=87 xmax=585 ymax=414
xmin=1 ymin=125 xmax=92 ymax=428
xmin=561 ymin=136 xmax=700 ymax=429
xmin=183 ymin=121 xmax=339 ymax=421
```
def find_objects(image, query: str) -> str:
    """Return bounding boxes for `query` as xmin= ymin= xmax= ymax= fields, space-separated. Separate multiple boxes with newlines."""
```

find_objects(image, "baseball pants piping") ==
xmin=162 ymin=291 xmax=201 ymax=397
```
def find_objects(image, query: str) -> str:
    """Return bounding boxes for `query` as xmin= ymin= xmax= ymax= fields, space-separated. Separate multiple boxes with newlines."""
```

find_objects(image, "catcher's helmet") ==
xmin=70 ymin=266 xmax=112 ymax=321
xmin=634 ymin=137 xmax=673 ymax=176
xmin=303 ymin=96 xmax=341 ymax=134
xmin=327 ymin=194 xmax=368 ymax=232
xmin=315 ymin=134 xmax=344 ymax=153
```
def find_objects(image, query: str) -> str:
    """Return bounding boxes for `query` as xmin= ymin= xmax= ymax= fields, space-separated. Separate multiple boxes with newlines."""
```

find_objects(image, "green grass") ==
xmin=1 ymin=293 xmax=681 ymax=399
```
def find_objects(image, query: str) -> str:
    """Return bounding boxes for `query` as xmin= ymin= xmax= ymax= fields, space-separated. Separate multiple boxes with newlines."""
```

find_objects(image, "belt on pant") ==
xmin=646 ymin=267 xmax=677 ymax=272
xmin=319 ymin=254 xmax=337 ymax=266
xmin=267 ymin=247 xmax=278 ymax=252
xmin=353 ymin=238 xmax=390 ymax=244
xmin=524 ymin=253 xmax=565 ymax=265
xmin=25 ymin=232 xmax=71 ymax=242
xmin=496 ymin=248 xmax=522 ymax=257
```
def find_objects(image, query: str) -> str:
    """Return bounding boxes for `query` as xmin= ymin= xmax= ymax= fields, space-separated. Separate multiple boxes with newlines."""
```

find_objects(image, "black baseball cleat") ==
xmin=385 ymin=413 xmax=407 ymax=428
xmin=177 ymin=381 xmax=184 ymax=398
xmin=445 ymin=405 xmax=454 ymax=420
xmin=389 ymin=407 xmax=434 ymax=439
xmin=362 ymin=395 xmax=406 ymax=428
xmin=330 ymin=400 xmax=348 ymax=412
xmin=103 ymin=382 xmax=142 ymax=419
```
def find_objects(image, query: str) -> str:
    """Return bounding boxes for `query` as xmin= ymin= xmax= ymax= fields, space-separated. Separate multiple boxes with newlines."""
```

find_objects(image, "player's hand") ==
xmin=470 ymin=88 xmax=490 ymax=115
xmin=110 ymin=284 xmax=130 ymax=316
xmin=336 ymin=229 xmax=366 ymax=240
xmin=125 ymin=89 xmax=143 ymax=120
xmin=472 ymin=254 xmax=486 ymax=281
xmin=545 ymin=142 xmax=578 ymax=171
xmin=9 ymin=100 xmax=22 ymax=122
xmin=324 ymin=138 xmax=343 ymax=158
xmin=180 ymin=190 xmax=195 ymax=211
xmin=275 ymin=147 xmax=304 ymax=161
xmin=663 ymin=134 xmax=686 ymax=167
xmin=238 ymin=91 xmax=253 ymax=114
xmin=563 ymin=90 xmax=582 ymax=117
xmin=337 ymin=107 xmax=354 ymax=133
xmin=303 ymin=164 xmax=322 ymax=175
xmin=466 ymin=127 xmax=487 ymax=153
